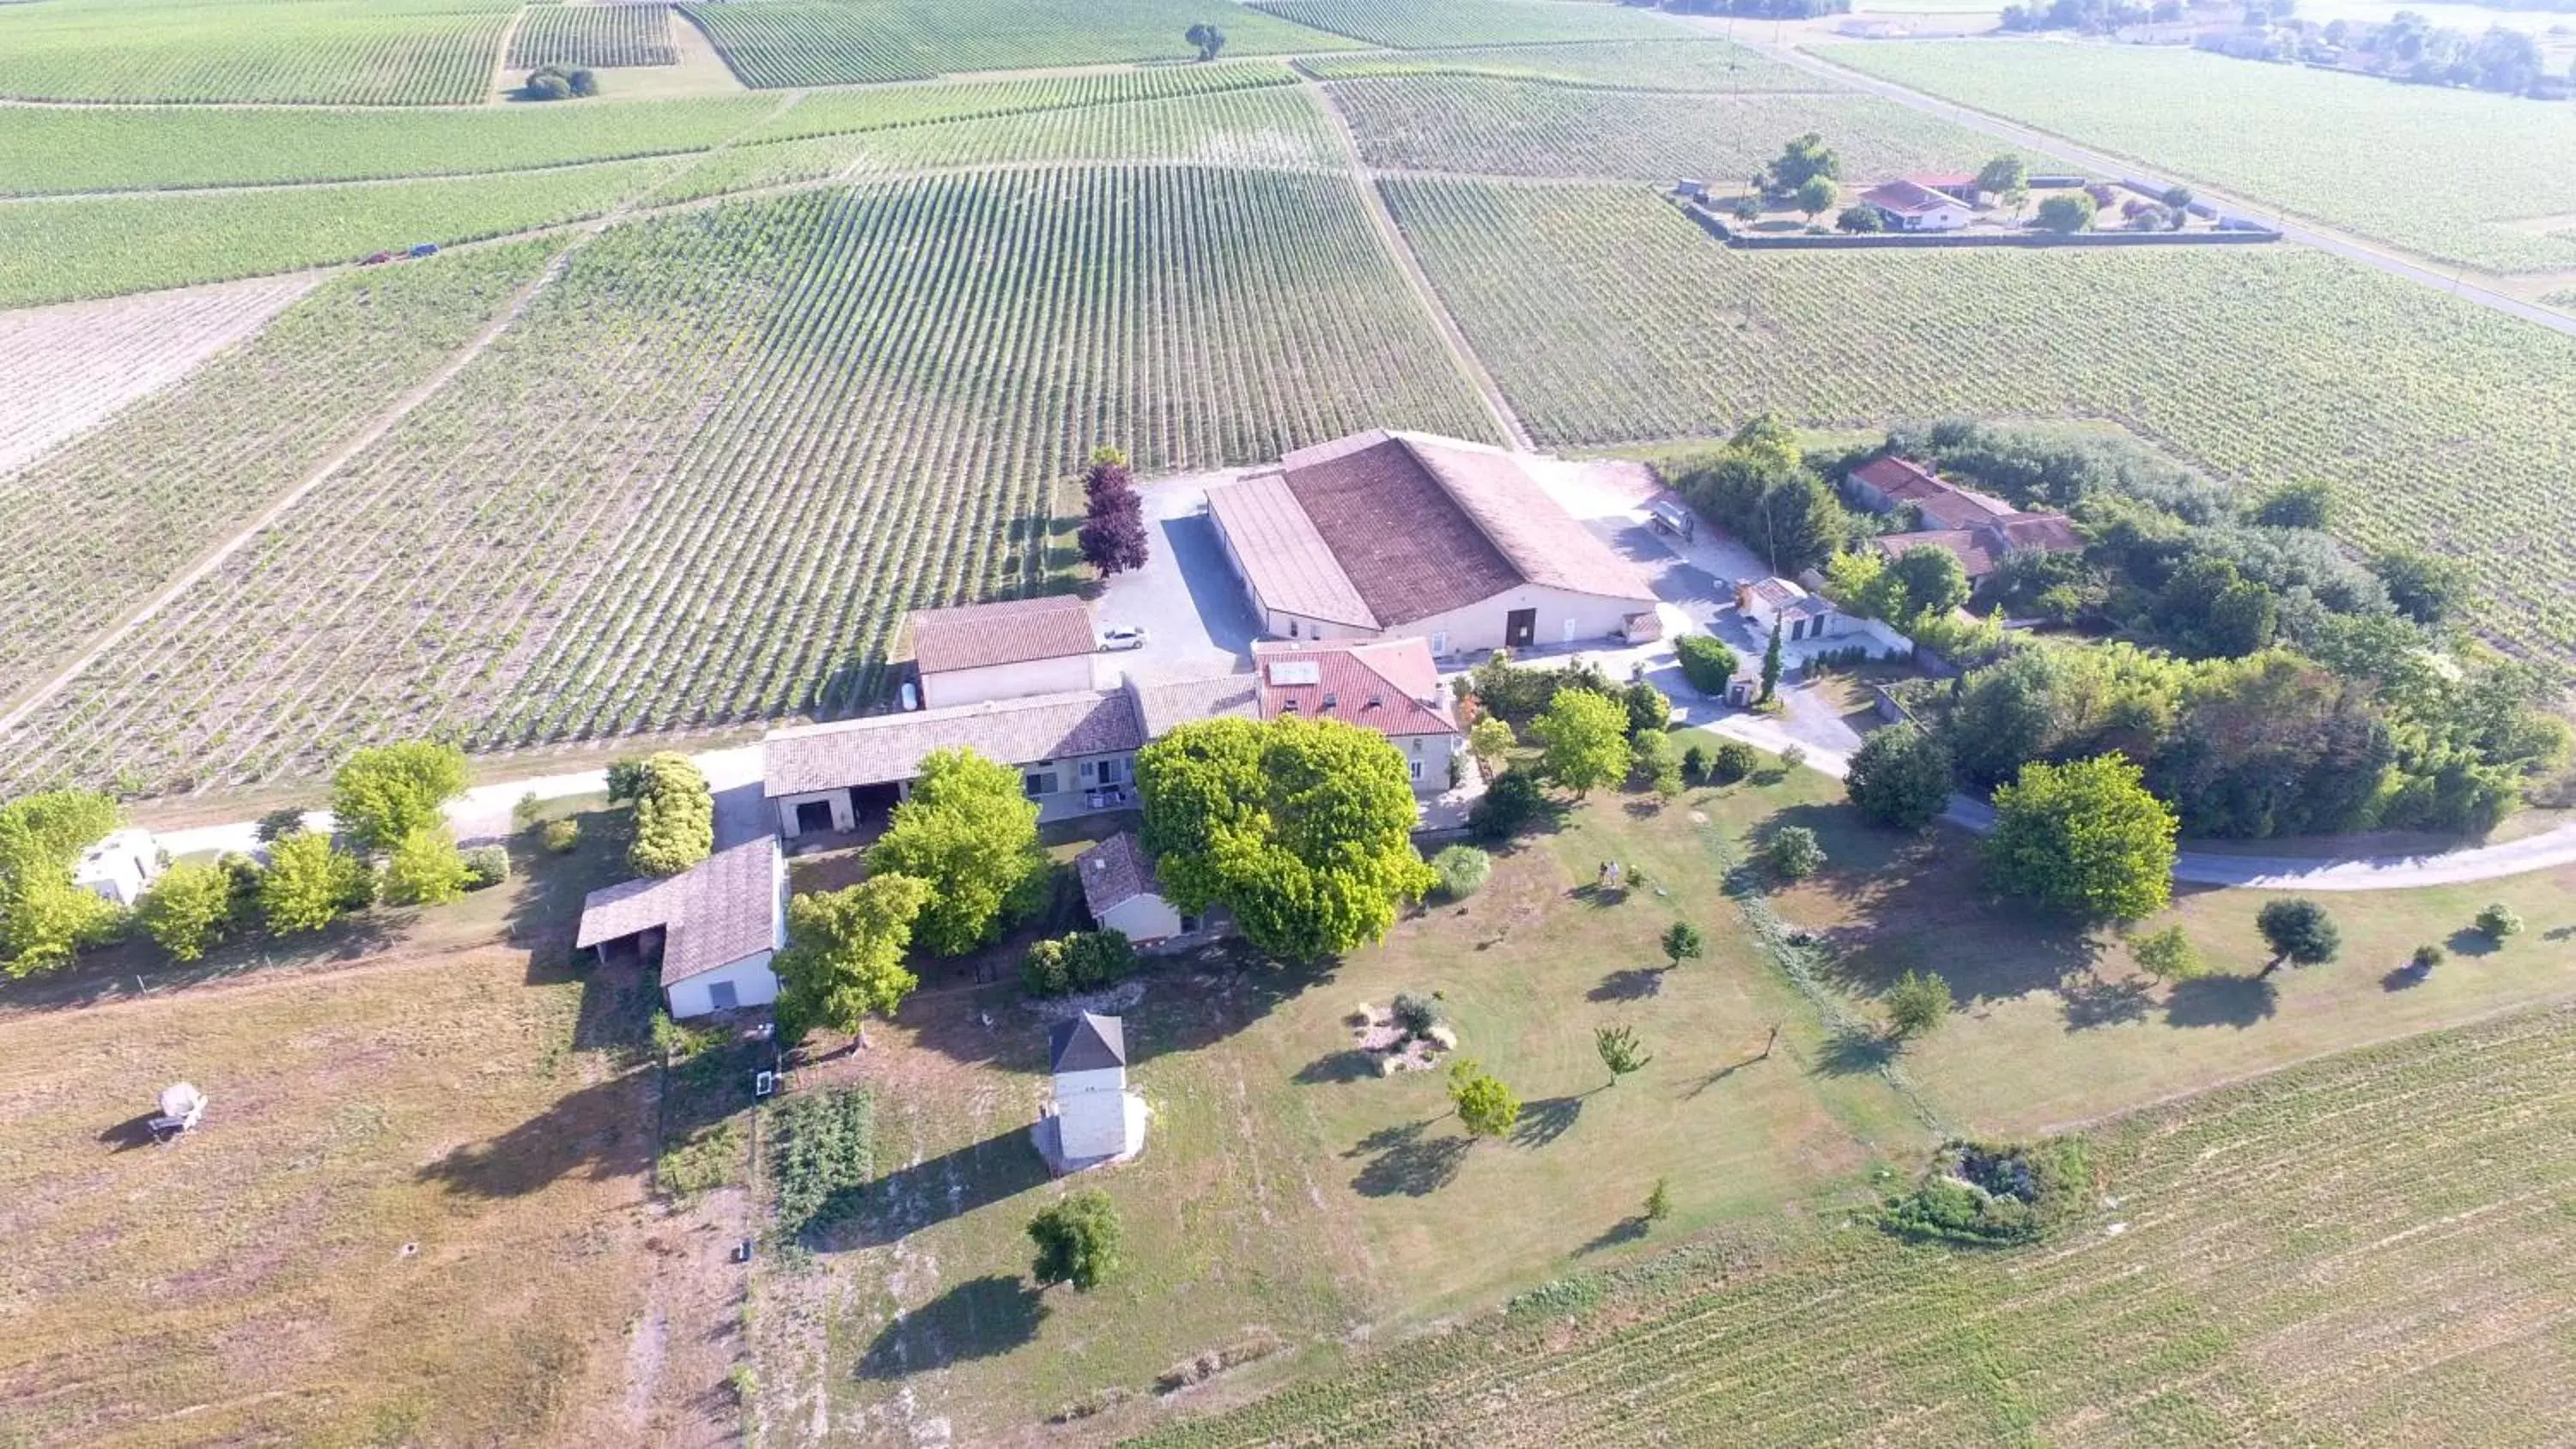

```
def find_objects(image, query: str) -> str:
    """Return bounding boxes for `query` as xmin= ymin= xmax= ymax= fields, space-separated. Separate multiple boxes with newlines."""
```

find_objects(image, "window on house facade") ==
xmin=1024 ymin=762 xmax=1056 ymax=797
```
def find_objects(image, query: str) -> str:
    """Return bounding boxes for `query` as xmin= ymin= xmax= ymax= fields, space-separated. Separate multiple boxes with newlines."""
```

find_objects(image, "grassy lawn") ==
xmin=1689 ymin=731 xmax=2576 ymax=1135
xmin=747 ymin=784 xmax=1928 ymax=1443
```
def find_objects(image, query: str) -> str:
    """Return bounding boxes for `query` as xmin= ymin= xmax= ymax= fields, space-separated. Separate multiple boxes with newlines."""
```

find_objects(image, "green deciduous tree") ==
xmin=1138 ymin=717 xmax=1433 ymax=962
xmin=776 ymin=873 xmax=933 ymax=1038
xmin=331 ymin=741 xmax=467 ymax=853
xmin=1846 ymin=723 xmax=1953 ymax=832
xmin=1184 ymin=21 xmax=1225 ymax=59
xmin=1887 ymin=545 xmax=1971 ymax=621
xmin=137 ymin=859 xmax=237 ymax=962
xmin=2475 ymin=902 xmax=2523 ymax=942
xmin=1466 ymin=716 xmax=1516 ymax=774
xmin=1662 ymin=919 xmax=1704 ymax=967
xmin=1645 ymin=1176 xmax=1673 ymax=1222
xmin=869 ymin=748 xmax=1044 ymax=957
xmin=628 ymin=752 xmax=714 ymax=878
xmin=1029 ymin=1189 xmax=1123 ymax=1292
xmin=1985 ymin=755 xmax=2178 ymax=923
xmin=1885 ymin=969 xmax=1953 ymax=1040
xmin=381 ymin=827 xmax=471 ymax=907
xmin=1794 ymin=174 xmax=1838 ymax=223
xmin=1534 ymin=689 xmax=1632 ymax=796
xmin=1759 ymin=131 xmax=1839 ymax=199
xmin=1595 ymin=1024 xmax=1652 ymax=1082
xmin=2255 ymin=897 xmax=2340 ymax=969
xmin=1448 ymin=1058 xmax=1520 ymax=1140
xmin=0 ymin=790 xmax=125 ymax=975
xmin=258 ymin=830 xmax=372 ymax=935
xmin=1975 ymin=154 xmax=2028 ymax=197
xmin=2032 ymin=191 xmax=2097 ymax=233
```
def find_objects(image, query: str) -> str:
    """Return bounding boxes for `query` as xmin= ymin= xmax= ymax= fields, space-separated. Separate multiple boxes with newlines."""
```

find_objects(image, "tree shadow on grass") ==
xmin=2059 ymin=973 xmax=2154 ymax=1032
xmin=418 ymin=1071 xmax=654 ymax=1198
xmin=1347 ymin=1119 xmax=1470 ymax=1198
xmin=1588 ymin=967 xmax=1667 ymax=1003
xmin=1684 ymin=1052 xmax=1768 ymax=1098
xmin=2163 ymin=974 xmax=2279 ymax=1029
xmin=2381 ymin=961 xmax=2434 ymax=992
xmin=1576 ymin=1216 xmax=1650 ymax=1256
xmin=2446 ymin=928 xmax=2503 ymax=959
xmin=1294 ymin=1048 xmax=1382 ymax=1085
xmin=1813 ymin=1026 xmax=1896 ymax=1077
xmin=813 ymin=1126 xmax=1052 ymax=1252
xmin=1512 ymin=1094 xmax=1587 ymax=1149
xmin=856 ymin=1274 xmax=1047 ymax=1382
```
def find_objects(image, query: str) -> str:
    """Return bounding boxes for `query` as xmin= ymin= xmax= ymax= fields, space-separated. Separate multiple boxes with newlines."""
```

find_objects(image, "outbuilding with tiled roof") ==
xmin=576 ymin=837 xmax=787 ymax=1019
xmin=908 ymin=595 xmax=1098 ymax=710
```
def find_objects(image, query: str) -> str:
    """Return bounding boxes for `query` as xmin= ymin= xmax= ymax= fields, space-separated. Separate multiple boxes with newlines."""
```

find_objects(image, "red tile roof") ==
xmin=909 ymin=595 xmax=1093 ymax=676
xmin=1862 ymin=179 xmax=1970 ymax=218
xmin=1878 ymin=528 xmax=2003 ymax=579
xmin=1252 ymin=637 xmax=1458 ymax=739
xmin=1078 ymin=831 xmax=1158 ymax=915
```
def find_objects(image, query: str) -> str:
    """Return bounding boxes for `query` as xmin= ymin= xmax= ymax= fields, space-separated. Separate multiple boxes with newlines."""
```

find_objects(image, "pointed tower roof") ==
xmin=1048 ymin=1012 xmax=1127 ymax=1073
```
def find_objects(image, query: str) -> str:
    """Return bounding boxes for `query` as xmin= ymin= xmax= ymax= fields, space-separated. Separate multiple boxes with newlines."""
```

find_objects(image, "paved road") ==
xmin=1747 ymin=39 xmax=2576 ymax=341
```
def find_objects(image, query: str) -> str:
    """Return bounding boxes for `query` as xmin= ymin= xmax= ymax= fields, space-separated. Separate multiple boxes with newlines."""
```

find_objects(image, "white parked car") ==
xmin=1099 ymin=625 xmax=1150 ymax=652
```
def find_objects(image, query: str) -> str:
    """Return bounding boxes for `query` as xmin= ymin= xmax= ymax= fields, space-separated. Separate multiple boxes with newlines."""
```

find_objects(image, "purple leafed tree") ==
xmin=1078 ymin=446 xmax=1149 ymax=574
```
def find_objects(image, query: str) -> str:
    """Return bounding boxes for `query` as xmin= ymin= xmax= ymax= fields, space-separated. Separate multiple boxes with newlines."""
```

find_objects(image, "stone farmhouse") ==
xmin=576 ymin=836 xmax=787 ymax=1018
xmin=1250 ymin=636 xmax=1464 ymax=792
xmin=1847 ymin=454 xmax=2084 ymax=582
xmin=1205 ymin=429 xmax=1659 ymax=658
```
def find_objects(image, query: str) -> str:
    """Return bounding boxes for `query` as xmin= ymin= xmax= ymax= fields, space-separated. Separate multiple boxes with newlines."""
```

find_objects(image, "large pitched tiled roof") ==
xmin=1253 ymin=638 xmax=1458 ymax=739
xmin=1129 ymin=670 xmax=1261 ymax=738
xmin=909 ymin=594 xmax=1093 ymax=675
xmin=1211 ymin=432 xmax=1654 ymax=632
xmin=576 ymin=837 xmax=782 ymax=984
xmin=763 ymin=688 xmax=1144 ymax=797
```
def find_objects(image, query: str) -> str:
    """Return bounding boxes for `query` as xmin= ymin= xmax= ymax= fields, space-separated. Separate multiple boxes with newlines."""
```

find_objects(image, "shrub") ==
xmin=2411 ymin=943 xmax=2445 ymax=971
xmin=1431 ymin=845 xmax=1492 ymax=900
xmin=2128 ymin=925 xmax=2205 ymax=981
xmin=1880 ymin=1138 xmax=2090 ymax=1246
xmin=462 ymin=845 xmax=510 ymax=890
xmin=1644 ymin=1177 xmax=1673 ymax=1222
xmin=1630 ymin=730 xmax=1680 ymax=796
xmin=1021 ymin=937 xmax=1072 ymax=997
xmin=137 ymin=860 xmax=238 ymax=962
xmin=1620 ymin=681 xmax=1672 ymax=737
xmin=1675 ymin=634 xmax=1739 ymax=694
xmin=1390 ymin=991 xmax=1442 ymax=1039
xmin=258 ymin=830 xmax=371 ymax=935
xmin=1885 ymin=969 xmax=1953 ymax=1040
xmin=1681 ymin=743 xmax=1710 ymax=782
xmin=1066 ymin=928 xmax=1136 ymax=990
xmin=1030 ymin=1190 xmax=1124 ymax=1292
xmin=539 ymin=817 xmax=581 ymax=854
xmin=2257 ymin=897 xmax=2341 ymax=966
xmin=1662 ymin=920 xmax=1704 ymax=966
xmin=2475 ymin=903 xmax=2524 ymax=942
xmin=1469 ymin=767 xmax=1546 ymax=841
xmin=1778 ymin=743 xmax=1807 ymax=771
xmin=381 ymin=827 xmax=471 ymax=907
xmin=331 ymin=740 xmax=467 ymax=852
xmin=1710 ymin=741 xmax=1758 ymax=784
xmin=1762 ymin=826 xmax=1825 ymax=881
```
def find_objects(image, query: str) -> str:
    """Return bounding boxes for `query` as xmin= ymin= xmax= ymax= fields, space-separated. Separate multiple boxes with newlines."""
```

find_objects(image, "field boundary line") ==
xmin=0 ymin=242 xmax=584 ymax=738
xmin=487 ymin=6 xmax=532 ymax=104
xmin=1301 ymin=75 xmax=1532 ymax=451
xmin=1742 ymin=36 xmax=2576 ymax=340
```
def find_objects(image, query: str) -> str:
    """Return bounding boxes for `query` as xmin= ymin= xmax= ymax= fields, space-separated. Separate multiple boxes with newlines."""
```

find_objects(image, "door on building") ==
xmin=708 ymin=979 xmax=739 ymax=1012
xmin=794 ymin=799 xmax=835 ymax=835
xmin=1505 ymin=609 xmax=1537 ymax=648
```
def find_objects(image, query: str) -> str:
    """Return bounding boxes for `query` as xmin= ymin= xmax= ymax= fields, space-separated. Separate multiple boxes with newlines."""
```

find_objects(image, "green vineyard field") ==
xmin=1137 ymin=1002 xmax=2576 ymax=1446
xmin=684 ymin=0 xmax=1359 ymax=88
xmin=1818 ymin=40 xmax=2576 ymax=274
xmin=1381 ymin=179 xmax=2576 ymax=661
xmin=0 ymin=167 xmax=1498 ymax=795
xmin=1328 ymin=75 xmax=2029 ymax=181
xmin=0 ymin=158 xmax=676 ymax=306
xmin=652 ymin=87 xmax=1342 ymax=204
xmin=1298 ymin=37 xmax=1821 ymax=91
xmin=0 ymin=0 xmax=514 ymax=105
xmin=744 ymin=58 xmax=1303 ymax=143
xmin=0 ymin=246 xmax=557 ymax=717
xmin=0 ymin=97 xmax=770 ymax=196
xmin=1247 ymin=0 xmax=1684 ymax=49
xmin=508 ymin=2 xmax=678 ymax=70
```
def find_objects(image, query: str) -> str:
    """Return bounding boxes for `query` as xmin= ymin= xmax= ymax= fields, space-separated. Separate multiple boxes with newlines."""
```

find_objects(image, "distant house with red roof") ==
xmin=1859 ymin=177 xmax=1976 ymax=232
xmin=1251 ymin=636 xmax=1463 ymax=792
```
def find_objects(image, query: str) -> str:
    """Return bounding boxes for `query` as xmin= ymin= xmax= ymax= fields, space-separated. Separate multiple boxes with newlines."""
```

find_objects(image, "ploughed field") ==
xmin=1135 ymin=1001 xmax=2576 ymax=1446
xmin=1380 ymin=178 xmax=2576 ymax=665
xmin=0 ymin=166 xmax=1496 ymax=796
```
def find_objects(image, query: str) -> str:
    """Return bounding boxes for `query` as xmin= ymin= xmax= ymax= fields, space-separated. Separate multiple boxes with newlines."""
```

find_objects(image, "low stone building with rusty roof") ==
xmin=764 ymin=684 xmax=1150 ymax=839
xmin=1205 ymin=429 xmax=1658 ymax=658
xmin=1076 ymin=831 xmax=1188 ymax=944
xmin=908 ymin=594 xmax=1097 ymax=710
xmin=575 ymin=836 xmax=787 ymax=1018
